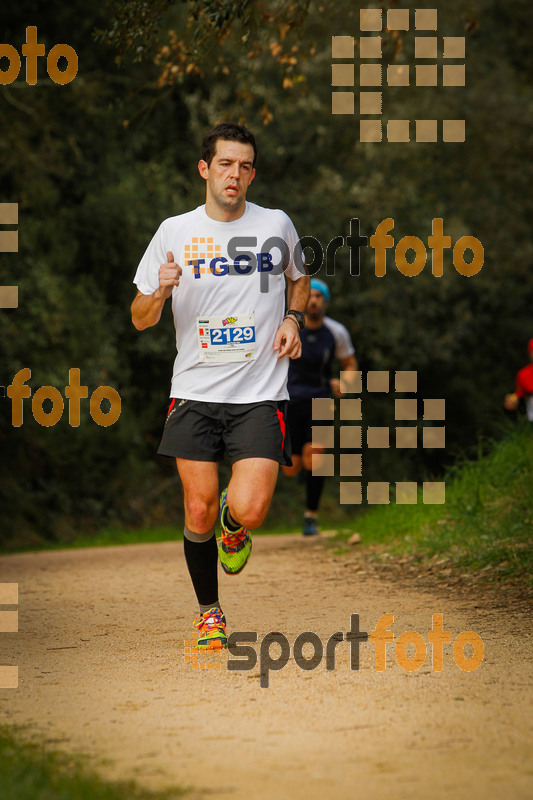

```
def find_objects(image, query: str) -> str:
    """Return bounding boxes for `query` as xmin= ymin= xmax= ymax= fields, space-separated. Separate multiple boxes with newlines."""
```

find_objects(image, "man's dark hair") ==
xmin=202 ymin=123 xmax=257 ymax=168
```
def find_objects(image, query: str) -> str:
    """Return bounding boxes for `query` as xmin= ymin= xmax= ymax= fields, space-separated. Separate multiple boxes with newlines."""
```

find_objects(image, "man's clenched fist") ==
xmin=157 ymin=251 xmax=182 ymax=299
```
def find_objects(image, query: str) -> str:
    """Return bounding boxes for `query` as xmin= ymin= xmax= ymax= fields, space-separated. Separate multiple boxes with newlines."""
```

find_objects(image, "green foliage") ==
xmin=97 ymin=0 xmax=312 ymax=62
xmin=0 ymin=0 xmax=531 ymax=544
xmin=0 ymin=728 xmax=188 ymax=800
xmin=95 ymin=0 xmax=175 ymax=62
xmin=336 ymin=423 xmax=533 ymax=586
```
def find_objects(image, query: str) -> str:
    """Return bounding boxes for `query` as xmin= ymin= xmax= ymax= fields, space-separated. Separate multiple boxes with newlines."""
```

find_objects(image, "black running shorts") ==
xmin=157 ymin=399 xmax=292 ymax=466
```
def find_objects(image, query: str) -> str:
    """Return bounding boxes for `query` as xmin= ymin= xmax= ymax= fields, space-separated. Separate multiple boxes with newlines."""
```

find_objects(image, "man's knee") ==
xmin=184 ymin=496 xmax=218 ymax=534
xmin=230 ymin=495 xmax=270 ymax=531
xmin=282 ymin=464 xmax=300 ymax=478
xmin=236 ymin=507 xmax=268 ymax=531
xmin=228 ymin=459 xmax=278 ymax=530
xmin=302 ymin=442 xmax=323 ymax=472
xmin=283 ymin=454 xmax=302 ymax=478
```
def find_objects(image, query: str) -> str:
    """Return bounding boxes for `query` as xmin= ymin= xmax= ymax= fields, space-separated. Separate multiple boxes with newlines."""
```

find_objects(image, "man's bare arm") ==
xmin=286 ymin=273 xmax=310 ymax=313
xmin=331 ymin=354 xmax=358 ymax=397
xmin=340 ymin=354 xmax=358 ymax=371
xmin=131 ymin=289 xmax=167 ymax=331
xmin=131 ymin=251 xmax=181 ymax=331
xmin=273 ymin=274 xmax=310 ymax=360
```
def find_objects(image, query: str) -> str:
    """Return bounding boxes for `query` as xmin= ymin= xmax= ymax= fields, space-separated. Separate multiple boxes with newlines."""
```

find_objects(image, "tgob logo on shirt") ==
xmin=188 ymin=253 xmax=275 ymax=279
xmin=182 ymin=234 xmax=303 ymax=292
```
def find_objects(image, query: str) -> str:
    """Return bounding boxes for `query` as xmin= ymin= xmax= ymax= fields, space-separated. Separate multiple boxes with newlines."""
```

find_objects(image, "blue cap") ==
xmin=310 ymin=278 xmax=330 ymax=302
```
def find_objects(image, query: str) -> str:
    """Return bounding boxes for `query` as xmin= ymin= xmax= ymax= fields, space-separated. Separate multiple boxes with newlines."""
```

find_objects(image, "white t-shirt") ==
xmin=134 ymin=202 xmax=304 ymax=403
xmin=323 ymin=317 xmax=355 ymax=360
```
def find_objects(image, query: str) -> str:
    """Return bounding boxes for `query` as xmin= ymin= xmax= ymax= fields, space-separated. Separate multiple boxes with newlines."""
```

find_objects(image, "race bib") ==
xmin=197 ymin=314 xmax=257 ymax=363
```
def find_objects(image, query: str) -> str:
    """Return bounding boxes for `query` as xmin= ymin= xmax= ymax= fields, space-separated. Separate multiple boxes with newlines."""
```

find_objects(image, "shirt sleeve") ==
xmin=278 ymin=211 xmax=306 ymax=282
xmin=133 ymin=222 xmax=168 ymax=296
xmin=324 ymin=317 xmax=356 ymax=360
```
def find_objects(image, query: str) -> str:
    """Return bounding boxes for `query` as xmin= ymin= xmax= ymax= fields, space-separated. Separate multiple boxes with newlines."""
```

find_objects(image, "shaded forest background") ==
xmin=0 ymin=0 xmax=531 ymax=544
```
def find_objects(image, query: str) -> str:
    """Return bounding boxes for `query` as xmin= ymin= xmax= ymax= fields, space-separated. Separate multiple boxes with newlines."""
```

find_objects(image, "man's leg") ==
xmin=176 ymin=459 xmax=221 ymax=613
xmin=282 ymin=399 xmax=304 ymax=478
xmin=282 ymin=399 xmax=323 ymax=535
xmin=218 ymin=457 xmax=279 ymax=574
xmin=301 ymin=441 xmax=325 ymax=535
xmin=177 ymin=458 xmax=227 ymax=649
xmin=282 ymin=454 xmax=302 ymax=478
xmin=226 ymin=457 xmax=279 ymax=531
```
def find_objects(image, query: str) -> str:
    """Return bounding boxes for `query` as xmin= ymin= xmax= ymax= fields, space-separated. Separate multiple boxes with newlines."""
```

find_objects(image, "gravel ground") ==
xmin=0 ymin=535 xmax=531 ymax=799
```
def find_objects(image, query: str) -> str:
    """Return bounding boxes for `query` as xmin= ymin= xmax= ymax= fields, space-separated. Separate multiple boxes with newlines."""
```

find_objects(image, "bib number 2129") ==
xmin=210 ymin=326 xmax=255 ymax=345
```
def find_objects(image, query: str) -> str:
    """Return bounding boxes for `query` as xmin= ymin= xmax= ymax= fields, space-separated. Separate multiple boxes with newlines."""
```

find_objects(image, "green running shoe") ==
xmin=192 ymin=606 xmax=227 ymax=650
xmin=218 ymin=487 xmax=252 ymax=575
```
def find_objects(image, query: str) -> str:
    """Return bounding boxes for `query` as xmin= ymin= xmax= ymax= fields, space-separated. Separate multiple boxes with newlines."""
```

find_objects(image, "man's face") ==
xmin=306 ymin=289 xmax=327 ymax=321
xmin=198 ymin=139 xmax=255 ymax=216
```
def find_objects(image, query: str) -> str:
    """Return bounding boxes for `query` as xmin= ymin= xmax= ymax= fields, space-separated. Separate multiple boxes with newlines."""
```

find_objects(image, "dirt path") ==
xmin=0 ymin=536 xmax=531 ymax=799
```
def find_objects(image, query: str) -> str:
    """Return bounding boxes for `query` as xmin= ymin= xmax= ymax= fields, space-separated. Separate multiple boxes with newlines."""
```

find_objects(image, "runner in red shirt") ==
xmin=504 ymin=339 xmax=533 ymax=421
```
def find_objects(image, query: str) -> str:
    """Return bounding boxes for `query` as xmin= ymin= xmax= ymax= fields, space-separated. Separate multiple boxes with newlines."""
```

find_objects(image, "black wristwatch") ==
xmin=284 ymin=309 xmax=305 ymax=330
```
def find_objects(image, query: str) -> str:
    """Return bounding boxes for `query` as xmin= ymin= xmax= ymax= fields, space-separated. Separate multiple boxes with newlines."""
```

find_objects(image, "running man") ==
xmin=282 ymin=279 xmax=357 ymax=536
xmin=504 ymin=338 xmax=533 ymax=422
xmin=131 ymin=123 xmax=309 ymax=648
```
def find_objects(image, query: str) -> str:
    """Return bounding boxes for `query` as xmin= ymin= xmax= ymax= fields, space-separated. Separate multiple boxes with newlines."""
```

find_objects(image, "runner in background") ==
xmin=504 ymin=338 xmax=533 ymax=422
xmin=283 ymin=279 xmax=357 ymax=535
